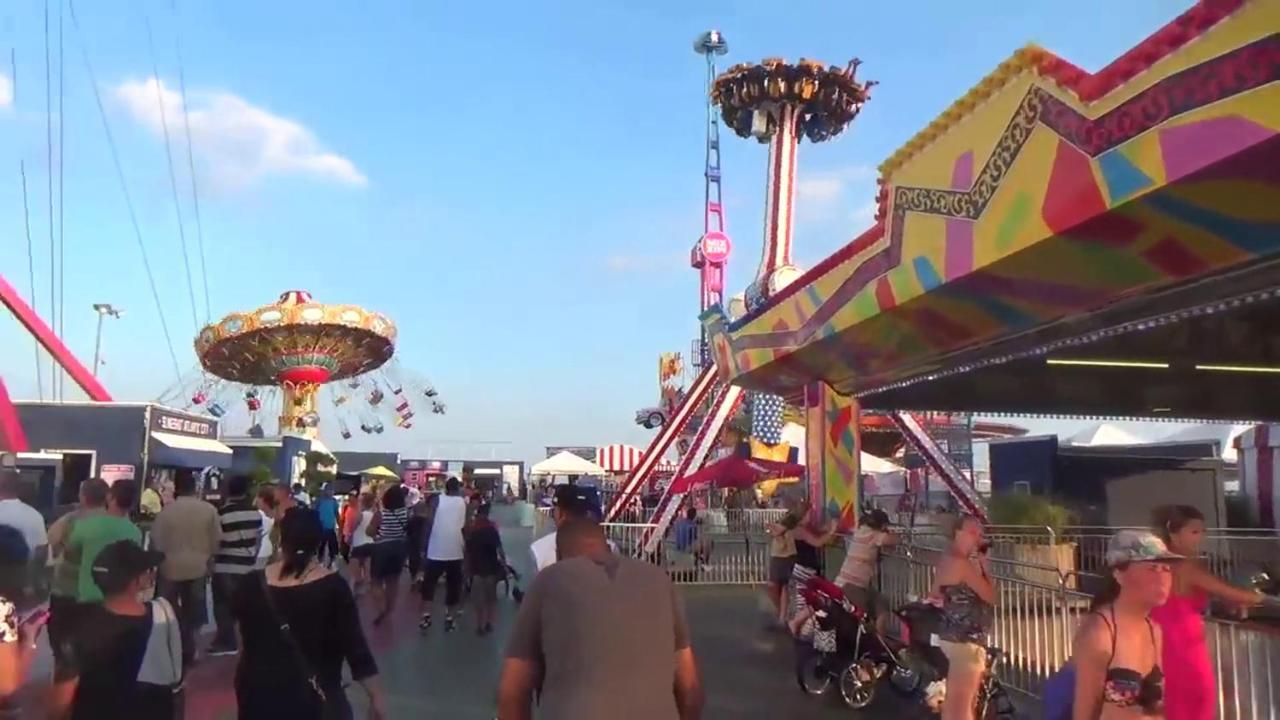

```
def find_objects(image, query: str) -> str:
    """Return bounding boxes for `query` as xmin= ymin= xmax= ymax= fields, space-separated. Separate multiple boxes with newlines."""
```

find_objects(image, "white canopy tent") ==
xmin=1160 ymin=424 xmax=1252 ymax=462
xmin=1065 ymin=423 xmax=1145 ymax=447
xmin=530 ymin=450 xmax=606 ymax=481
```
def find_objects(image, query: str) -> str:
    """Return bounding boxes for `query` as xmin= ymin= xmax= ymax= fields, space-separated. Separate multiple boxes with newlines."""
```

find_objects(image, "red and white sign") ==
xmin=700 ymin=231 xmax=731 ymax=264
xmin=100 ymin=464 xmax=136 ymax=486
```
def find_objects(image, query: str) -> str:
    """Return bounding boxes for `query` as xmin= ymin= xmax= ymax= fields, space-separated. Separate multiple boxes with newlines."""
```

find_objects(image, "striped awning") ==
xmin=597 ymin=444 xmax=644 ymax=473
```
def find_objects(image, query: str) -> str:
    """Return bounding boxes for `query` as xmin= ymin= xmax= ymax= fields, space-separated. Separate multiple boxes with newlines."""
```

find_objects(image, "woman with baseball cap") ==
xmin=1069 ymin=530 xmax=1182 ymax=720
xmin=47 ymin=540 xmax=183 ymax=720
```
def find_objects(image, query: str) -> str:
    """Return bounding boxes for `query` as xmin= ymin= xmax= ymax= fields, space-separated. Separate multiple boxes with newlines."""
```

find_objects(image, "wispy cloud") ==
xmin=604 ymin=251 xmax=686 ymax=273
xmin=795 ymin=165 xmax=875 ymax=207
xmin=851 ymin=201 xmax=878 ymax=227
xmin=0 ymin=75 xmax=13 ymax=110
xmin=114 ymin=77 xmax=366 ymax=189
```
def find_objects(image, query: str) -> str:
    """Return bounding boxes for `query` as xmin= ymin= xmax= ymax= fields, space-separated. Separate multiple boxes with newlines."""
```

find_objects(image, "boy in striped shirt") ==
xmin=208 ymin=474 xmax=262 ymax=656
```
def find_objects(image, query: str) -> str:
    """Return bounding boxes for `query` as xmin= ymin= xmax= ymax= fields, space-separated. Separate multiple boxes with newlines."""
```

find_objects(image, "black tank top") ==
xmin=795 ymin=539 xmax=821 ymax=572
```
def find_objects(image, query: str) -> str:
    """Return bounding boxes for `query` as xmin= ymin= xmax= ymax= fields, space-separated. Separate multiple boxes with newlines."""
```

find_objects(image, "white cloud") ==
xmin=795 ymin=165 xmax=874 ymax=206
xmin=114 ymin=77 xmax=366 ymax=189
xmin=0 ymin=75 xmax=13 ymax=110
xmin=851 ymin=201 xmax=878 ymax=227
xmin=606 ymin=255 xmax=641 ymax=271
xmin=604 ymin=252 xmax=686 ymax=273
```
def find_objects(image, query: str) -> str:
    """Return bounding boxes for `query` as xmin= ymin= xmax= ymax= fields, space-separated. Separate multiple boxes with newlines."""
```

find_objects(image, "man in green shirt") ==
xmin=66 ymin=480 xmax=142 ymax=603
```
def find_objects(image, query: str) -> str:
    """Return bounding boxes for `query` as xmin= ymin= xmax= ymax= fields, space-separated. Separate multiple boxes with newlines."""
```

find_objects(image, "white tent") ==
xmin=1159 ymin=424 xmax=1252 ymax=462
xmin=862 ymin=452 xmax=903 ymax=476
xmin=1065 ymin=423 xmax=1145 ymax=447
xmin=530 ymin=450 xmax=606 ymax=478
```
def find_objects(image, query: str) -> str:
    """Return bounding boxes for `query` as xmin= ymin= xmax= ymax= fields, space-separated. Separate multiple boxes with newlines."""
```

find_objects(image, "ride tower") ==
xmin=607 ymin=31 xmax=746 ymax=524
xmin=691 ymin=30 xmax=732 ymax=369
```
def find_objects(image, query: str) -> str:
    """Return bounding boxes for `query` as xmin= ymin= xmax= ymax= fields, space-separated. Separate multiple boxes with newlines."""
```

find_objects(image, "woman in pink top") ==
xmin=1149 ymin=505 xmax=1265 ymax=720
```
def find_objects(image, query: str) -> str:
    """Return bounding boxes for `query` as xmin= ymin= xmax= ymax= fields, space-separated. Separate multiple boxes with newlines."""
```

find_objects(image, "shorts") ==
xmin=769 ymin=556 xmax=796 ymax=585
xmin=421 ymin=559 xmax=464 ymax=606
xmin=470 ymin=574 xmax=499 ymax=603
xmin=371 ymin=543 xmax=407 ymax=581
xmin=350 ymin=543 xmax=375 ymax=560
xmin=48 ymin=595 xmax=83 ymax=669
xmin=939 ymin=639 xmax=987 ymax=676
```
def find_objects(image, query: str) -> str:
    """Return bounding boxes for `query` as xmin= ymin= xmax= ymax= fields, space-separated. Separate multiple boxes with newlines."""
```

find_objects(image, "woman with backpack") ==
xmin=47 ymin=540 xmax=183 ymax=720
xmin=232 ymin=508 xmax=385 ymax=719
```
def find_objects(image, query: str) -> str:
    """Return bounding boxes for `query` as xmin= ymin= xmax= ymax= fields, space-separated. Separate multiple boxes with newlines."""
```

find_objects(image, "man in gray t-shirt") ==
xmin=498 ymin=519 xmax=704 ymax=720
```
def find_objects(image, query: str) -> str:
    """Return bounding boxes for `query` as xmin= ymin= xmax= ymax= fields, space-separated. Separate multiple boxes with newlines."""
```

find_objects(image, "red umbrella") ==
xmin=669 ymin=456 xmax=807 ymax=494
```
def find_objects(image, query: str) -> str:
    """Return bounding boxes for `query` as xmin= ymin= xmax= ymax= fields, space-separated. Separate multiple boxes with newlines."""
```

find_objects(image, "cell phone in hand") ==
xmin=20 ymin=605 xmax=50 ymax=629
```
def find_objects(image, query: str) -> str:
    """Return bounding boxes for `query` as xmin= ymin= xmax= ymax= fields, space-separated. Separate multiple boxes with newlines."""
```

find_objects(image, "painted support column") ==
xmin=756 ymin=103 xmax=799 ymax=285
xmin=804 ymin=382 xmax=861 ymax=530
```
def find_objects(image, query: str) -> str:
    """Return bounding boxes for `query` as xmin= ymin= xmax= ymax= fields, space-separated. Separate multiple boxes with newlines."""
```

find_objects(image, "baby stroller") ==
xmin=794 ymin=570 xmax=920 ymax=709
xmin=894 ymin=600 xmax=1014 ymax=717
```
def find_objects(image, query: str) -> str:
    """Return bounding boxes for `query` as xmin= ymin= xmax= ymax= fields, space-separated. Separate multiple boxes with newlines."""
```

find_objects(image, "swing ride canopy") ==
xmin=196 ymin=290 xmax=397 ymax=387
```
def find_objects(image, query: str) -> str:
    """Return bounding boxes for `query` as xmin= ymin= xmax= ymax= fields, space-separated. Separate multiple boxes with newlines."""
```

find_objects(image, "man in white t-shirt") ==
xmin=529 ymin=485 xmax=615 ymax=573
xmin=419 ymin=477 xmax=468 ymax=633
xmin=0 ymin=465 xmax=48 ymax=566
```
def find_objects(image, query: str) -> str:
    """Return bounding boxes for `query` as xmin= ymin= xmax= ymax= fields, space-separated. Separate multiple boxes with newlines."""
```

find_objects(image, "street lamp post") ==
xmin=92 ymin=303 xmax=124 ymax=377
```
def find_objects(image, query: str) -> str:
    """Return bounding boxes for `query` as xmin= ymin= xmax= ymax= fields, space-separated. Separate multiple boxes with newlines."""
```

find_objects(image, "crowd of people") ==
xmin=5 ymin=449 xmax=1276 ymax=720
xmin=0 ymin=463 xmax=542 ymax=719
xmin=760 ymin=493 xmax=1275 ymax=720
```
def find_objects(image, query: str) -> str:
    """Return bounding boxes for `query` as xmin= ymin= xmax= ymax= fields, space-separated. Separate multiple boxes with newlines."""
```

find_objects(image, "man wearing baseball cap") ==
xmin=49 ymin=540 xmax=183 ymax=719
xmin=528 ymin=485 xmax=614 ymax=574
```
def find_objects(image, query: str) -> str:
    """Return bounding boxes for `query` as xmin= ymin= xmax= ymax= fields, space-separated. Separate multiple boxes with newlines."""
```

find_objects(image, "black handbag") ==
xmin=257 ymin=572 xmax=352 ymax=720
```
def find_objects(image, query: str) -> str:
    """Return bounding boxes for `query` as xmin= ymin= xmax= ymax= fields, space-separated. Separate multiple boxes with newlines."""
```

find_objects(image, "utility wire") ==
xmin=171 ymin=0 xmax=210 ymax=323
xmin=44 ymin=0 xmax=60 ymax=399
xmin=69 ymin=0 xmax=184 ymax=385
xmin=20 ymin=162 xmax=45 ymax=402
xmin=142 ymin=10 xmax=199 ymax=334
xmin=56 ymin=0 xmax=66 ymax=400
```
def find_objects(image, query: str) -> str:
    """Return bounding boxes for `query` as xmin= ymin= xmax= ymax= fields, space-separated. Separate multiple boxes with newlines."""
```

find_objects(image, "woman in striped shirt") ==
xmin=368 ymin=485 xmax=409 ymax=625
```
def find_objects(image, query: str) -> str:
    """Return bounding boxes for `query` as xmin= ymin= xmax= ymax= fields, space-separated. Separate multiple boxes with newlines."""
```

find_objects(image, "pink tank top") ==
xmin=1150 ymin=590 xmax=1207 ymax=645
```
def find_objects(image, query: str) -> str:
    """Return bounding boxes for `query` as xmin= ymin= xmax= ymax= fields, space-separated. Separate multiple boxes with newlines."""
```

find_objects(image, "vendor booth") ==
xmin=14 ymin=401 xmax=233 ymax=514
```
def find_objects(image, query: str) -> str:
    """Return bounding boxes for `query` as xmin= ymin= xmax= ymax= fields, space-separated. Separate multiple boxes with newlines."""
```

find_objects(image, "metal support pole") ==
xmin=92 ymin=311 xmax=105 ymax=376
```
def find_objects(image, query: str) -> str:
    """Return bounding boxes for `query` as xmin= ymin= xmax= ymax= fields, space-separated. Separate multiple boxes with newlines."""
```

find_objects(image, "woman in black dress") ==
xmin=233 ymin=508 xmax=386 ymax=720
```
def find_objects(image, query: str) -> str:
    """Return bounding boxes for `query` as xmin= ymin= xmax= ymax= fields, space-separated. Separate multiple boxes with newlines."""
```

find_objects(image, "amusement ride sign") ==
xmin=699 ymin=231 xmax=731 ymax=264
xmin=149 ymin=408 xmax=218 ymax=439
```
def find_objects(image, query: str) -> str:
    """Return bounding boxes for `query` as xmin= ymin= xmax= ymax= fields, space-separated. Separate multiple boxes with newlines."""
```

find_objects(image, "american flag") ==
xmin=751 ymin=392 xmax=785 ymax=445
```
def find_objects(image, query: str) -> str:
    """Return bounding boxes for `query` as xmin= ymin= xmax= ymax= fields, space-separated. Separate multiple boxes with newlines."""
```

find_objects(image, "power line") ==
xmin=44 ymin=0 xmax=59 ymax=399
xmin=20 ymin=162 xmax=45 ymax=401
xmin=142 ymin=9 xmax=199 ymax=334
xmin=56 ymin=0 xmax=66 ymax=400
xmin=171 ymin=0 xmax=210 ymax=323
xmin=69 ymin=0 xmax=184 ymax=386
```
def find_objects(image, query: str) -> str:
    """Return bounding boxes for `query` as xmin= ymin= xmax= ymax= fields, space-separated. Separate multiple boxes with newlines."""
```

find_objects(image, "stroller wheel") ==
xmin=796 ymin=652 xmax=833 ymax=696
xmin=838 ymin=662 xmax=877 ymax=709
xmin=888 ymin=649 xmax=924 ymax=696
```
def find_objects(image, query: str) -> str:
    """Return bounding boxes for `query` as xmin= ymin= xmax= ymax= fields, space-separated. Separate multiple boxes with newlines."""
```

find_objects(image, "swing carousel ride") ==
xmin=159 ymin=290 xmax=445 ymax=440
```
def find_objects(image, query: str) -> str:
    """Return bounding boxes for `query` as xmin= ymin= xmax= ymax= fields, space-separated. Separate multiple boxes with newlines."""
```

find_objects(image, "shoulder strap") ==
xmin=257 ymin=571 xmax=326 ymax=702
xmin=1091 ymin=609 xmax=1118 ymax=666
xmin=1144 ymin=617 xmax=1160 ymax=669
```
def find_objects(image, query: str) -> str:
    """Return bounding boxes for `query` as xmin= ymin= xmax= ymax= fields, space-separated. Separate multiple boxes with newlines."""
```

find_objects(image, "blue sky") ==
xmin=1 ymin=0 xmax=1199 ymax=462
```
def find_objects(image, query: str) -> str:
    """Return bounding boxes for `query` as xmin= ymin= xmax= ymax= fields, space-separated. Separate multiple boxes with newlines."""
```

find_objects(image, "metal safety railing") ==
xmin=898 ymin=524 xmax=1280 ymax=586
xmin=533 ymin=512 xmax=775 ymax=585
xmin=535 ymin=506 xmax=787 ymax=537
xmin=877 ymin=544 xmax=1280 ymax=719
